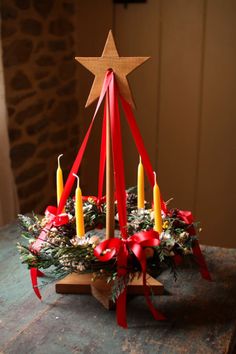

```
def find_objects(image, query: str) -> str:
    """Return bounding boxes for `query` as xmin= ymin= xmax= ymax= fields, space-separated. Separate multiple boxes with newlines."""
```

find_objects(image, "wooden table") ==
xmin=0 ymin=222 xmax=236 ymax=354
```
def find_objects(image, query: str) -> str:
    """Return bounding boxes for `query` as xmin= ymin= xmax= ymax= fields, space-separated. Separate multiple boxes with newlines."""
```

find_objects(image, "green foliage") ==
xmin=17 ymin=190 xmax=199 ymax=301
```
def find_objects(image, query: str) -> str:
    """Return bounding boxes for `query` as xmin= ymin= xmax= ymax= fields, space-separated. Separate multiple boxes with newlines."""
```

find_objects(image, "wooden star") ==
xmin=75 ymin=30 xmax=150 ymax=108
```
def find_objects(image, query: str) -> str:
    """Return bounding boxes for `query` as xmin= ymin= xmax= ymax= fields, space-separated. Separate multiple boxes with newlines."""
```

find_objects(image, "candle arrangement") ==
xmin=17 ymin=31 xmax=211 ymax=328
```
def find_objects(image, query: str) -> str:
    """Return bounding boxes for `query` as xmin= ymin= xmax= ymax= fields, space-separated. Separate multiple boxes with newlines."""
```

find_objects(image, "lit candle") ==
xmin=153 ymin=171 xmax=162 ymax=234
xmin=73 ymin=173 xmax=85 ymax=238
xmin=56 ymin=154 xmax=64 ymax=207
xmin=137 ymin=156 xmax=145 ymax=209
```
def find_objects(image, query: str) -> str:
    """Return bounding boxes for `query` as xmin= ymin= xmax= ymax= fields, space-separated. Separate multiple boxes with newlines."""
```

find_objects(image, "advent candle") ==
xmin=137 ymin=156 xmax=145 ymax=209
xmin=56 ymin=154 xmax=64 ymax=207
xmin=73 ymin=173 xmax=85 ymax=238
xmin=153 ymin=171 xmax=162 ymax=234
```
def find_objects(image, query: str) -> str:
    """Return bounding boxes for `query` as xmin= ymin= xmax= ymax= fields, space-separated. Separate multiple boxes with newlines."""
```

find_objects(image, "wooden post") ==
xmin=105 ymin=90 xmax=115 ymax=239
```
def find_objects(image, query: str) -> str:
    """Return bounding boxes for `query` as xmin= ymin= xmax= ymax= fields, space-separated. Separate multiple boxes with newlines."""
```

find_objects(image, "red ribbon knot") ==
xmin=94 ymin=229 xmax=166 ymax=328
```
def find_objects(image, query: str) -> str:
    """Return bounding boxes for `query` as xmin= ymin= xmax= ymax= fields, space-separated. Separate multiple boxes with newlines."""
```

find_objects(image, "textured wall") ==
xmin=1 ymin=0 xmax=79 ymax=213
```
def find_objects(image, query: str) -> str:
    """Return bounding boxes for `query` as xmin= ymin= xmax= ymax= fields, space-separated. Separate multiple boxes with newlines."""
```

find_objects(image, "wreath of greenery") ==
xmin=17 ymin=188 xmax=200 ymax=300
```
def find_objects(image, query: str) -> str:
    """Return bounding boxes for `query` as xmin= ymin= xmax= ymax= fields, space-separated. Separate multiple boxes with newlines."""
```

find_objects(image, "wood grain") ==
xmin=75 ymin=30 xmax=149 ymax=108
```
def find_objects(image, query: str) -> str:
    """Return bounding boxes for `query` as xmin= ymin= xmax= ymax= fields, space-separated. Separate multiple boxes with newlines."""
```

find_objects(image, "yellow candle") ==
xmin=153 ymin=172 xmax=162 ymax=234
xmin=137 ymin=156 xmax=145 ymax=209
xmin=56 ymin=154 xmax=64 ymax=207
xmin=73 ymin=173 xmax=85 ymax=238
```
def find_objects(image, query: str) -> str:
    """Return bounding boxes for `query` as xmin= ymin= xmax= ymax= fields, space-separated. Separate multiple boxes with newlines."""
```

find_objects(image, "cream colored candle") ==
xmin=153 ymin=171 xmax=162 ymax=234
xmin=137 ymin=156 xmax=145 ymax=209
xmin=73 ymin=173 xmax=85 ymax=238
xmin=56 ymin=154 xmax=64 ymax=207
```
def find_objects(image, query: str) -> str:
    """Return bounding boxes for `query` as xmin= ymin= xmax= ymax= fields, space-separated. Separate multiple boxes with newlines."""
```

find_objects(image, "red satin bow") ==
xmin=82 ymin=196 xmax=106 ymax=211
xmin=177 ymin=210 xmax=194 ymax=225
xmin=94 ymin=230 xmax=165 ymax=328
xmin=45 ymin=206 xmax=69 ymax=226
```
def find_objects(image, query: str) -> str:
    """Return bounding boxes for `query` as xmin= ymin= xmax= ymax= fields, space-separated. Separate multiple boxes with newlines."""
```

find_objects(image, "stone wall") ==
xmin=1 ymin=0 xmax=79 ymax=213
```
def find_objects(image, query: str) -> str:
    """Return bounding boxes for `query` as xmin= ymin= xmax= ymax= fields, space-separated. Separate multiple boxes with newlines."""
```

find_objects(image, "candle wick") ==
xmin=153 ymin=171 xmax=157 ymax=185
xmin=73 ymin=173 xmax=80 ymax=188
xmin=58 ymin=154 xmax=63 ymax=168
xmin=139 ymin=155 xmax=142 ymax=164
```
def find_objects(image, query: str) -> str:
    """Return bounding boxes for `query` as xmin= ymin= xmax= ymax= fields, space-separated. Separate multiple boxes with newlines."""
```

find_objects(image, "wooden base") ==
xmin=128 ymin=274 xmax=164 ymax=295
xmin=91 ymin=278 xmax=115 ymax=310
xmin=56 ymin=272 xmax=164 ymax=310
xmin=91 ymin=273 xmax=164 ymax=310
xmin=56 ymin=273 xmax=92 ymax=294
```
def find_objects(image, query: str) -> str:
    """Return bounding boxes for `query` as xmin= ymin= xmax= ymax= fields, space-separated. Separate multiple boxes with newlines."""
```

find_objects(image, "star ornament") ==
xmin=75 ymin=30 xmax=150 ymax=108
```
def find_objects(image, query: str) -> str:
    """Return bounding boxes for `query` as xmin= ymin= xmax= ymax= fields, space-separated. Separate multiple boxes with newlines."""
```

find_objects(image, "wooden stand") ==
xmin=56 ymin=273 xmax=92 ymax=294
xmin=56 ymin=272 xmax=164 ymax=310
xmin=91 ymin=274 xmax=164 ymax=310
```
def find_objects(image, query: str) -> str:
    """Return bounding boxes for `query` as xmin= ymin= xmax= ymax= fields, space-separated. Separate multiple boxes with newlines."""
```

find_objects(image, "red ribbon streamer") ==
xmin=173 ymin=209 xmax=211 ymax=281
xmin=98 ymin=103 xmax=107 ymax=200
xmin=57 ymin=71 xmax=113 ymax=215
xmin=30 ymin=268 xmax=45 ymax=300
xmin=94 ymin=74 xmax=166 ymax=327
xmin=109 ymin=75 xmax=127 ymax=238
xmin=192 ymin=242 xmax=212 ymax=281
xmin=109 ymin=75 xmax=128 ymax=326
xmin=119 ymin=96 xmax=167 ymax=214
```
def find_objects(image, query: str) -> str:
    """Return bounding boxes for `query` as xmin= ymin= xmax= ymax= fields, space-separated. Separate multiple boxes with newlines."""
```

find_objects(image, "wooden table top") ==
xmin=0 ymin=222 xmax=236 ymax=354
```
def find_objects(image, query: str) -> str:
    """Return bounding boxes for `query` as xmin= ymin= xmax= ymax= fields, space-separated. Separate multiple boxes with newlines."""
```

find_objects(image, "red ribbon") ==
xmin=119 ymin=95 xmax=167 ymax=214
xmin=192 ymin=242 xmax=212 ymax=281
xmin=109 ymin=74 xmax=127 ymax=238
xmin=177 ymin=210 xmax=194 ymax=225
xmin=82 ymin=195 xmax=106 ymax=210
xmin=94 ymin=74 xmax=166 ymax=327
xmin=31 ymin=206 xmax=69 ymax=253
xmin=98 ymin=103 xmax=107 ymax=200
xmin=57 ymin=71 xmax=113 ymax=215
xmin=30 ymin=268 xmax=45 ymax=300
xmin=173 ymin=209 xmax=212 ymax=281
xmin=94 ymin=230 xmax=165 ymax=328
xmin=30 ymin=206 xmax=69 ymax=298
